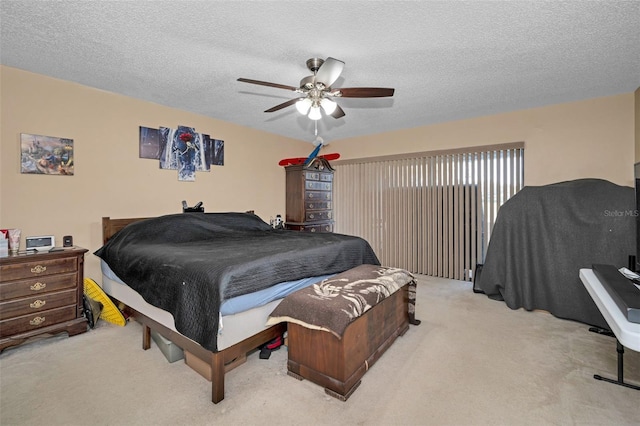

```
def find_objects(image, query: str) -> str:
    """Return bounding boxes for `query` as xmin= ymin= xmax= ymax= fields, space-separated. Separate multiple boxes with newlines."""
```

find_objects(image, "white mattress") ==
xmin=99 ymin=260 xmax=332 ymax=351
xmin=101 ymin=273 xmax=283 ymax=350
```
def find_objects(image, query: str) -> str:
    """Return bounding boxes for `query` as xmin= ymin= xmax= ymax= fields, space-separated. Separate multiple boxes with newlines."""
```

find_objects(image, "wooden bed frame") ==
xmin=101 ymin=216 xmax=286 ymax=404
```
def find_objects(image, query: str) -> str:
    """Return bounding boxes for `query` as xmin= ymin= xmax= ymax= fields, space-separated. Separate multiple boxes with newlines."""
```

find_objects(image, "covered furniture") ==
xmin=475 ymin=179 xmax=635 ymax=329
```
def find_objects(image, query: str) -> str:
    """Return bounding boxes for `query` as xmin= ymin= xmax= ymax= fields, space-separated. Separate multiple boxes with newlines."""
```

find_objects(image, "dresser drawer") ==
xmin=303 ymin=172 xmax=333 ymax=182
xmin=0 ymin=305 xmax=76 ymax=338
xmin=0 ymin=257 xmax=78 ymax=281
xmin=0 ymin=289 xmax=77 ymax=320
xmin=305 ymin=172 xmax=321 ymax=181
xmin=0 ymin=272 xmax=77 ymax=301
xmin=305 ymin=211 xmax=332 ymax=222
xmin=306 ymin=201 xmax=331 ymax=210
xmin=286 ymin=223 xmax=333 ymax=233
xmin=305 ymin=223 xmax=333 ymax=233
xmin=305 ymin=181 xmax=332 ymax=191
xmin=306 ymin=191 xmax=332 ymax=201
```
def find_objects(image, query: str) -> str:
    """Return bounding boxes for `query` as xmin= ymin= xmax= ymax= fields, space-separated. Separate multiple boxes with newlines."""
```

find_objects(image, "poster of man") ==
xmin=158 ymin=125 xmax=224 ymax=181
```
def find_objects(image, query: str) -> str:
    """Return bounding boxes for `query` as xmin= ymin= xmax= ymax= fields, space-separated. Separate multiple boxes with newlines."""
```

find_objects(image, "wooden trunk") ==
xmin=286 ymin=284 xmax=410 ymax=400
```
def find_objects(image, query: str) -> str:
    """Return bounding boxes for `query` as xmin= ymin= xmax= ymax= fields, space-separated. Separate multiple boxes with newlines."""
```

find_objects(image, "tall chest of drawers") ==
xmin=285 ymin=157 xmax=334 ymax=232
xmin=0 ymin=247 xmax=88 ymax=351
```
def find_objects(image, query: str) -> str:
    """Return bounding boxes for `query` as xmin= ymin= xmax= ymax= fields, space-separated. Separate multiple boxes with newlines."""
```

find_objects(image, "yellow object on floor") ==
xmin=83 ymin=278 xmax=126 ymax=326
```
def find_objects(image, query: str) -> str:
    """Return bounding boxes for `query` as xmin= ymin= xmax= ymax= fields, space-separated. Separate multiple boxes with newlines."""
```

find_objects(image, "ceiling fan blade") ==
xmin=331 ymin=104 xmax=346 ymax=119
xmin=335 ymin=87 xmax=395 ymax=98
xmin=314 ymin=57 xmax=345 ymax=87
xmin=238 ymin=78 xmax=298 ymax=91
xmin=264 ymin=98 xmax=301 ymax=113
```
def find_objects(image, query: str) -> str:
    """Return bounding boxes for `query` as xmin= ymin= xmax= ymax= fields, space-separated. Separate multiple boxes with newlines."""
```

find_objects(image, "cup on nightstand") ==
xmin=8 ymin=229 xmax=21 ymax=254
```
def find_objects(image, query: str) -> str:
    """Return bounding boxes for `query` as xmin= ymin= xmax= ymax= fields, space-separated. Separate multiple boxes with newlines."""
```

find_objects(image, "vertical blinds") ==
xmin=333 ymin=142 xmax=524 ymax=280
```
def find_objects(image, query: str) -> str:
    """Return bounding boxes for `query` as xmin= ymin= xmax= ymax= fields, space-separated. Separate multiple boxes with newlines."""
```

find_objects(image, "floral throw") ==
xmin=267 ymin=264 xmax=418 ymax=339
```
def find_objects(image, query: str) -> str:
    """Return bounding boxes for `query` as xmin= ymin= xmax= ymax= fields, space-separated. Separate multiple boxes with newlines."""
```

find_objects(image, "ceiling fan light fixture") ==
xmin=238 ymin=56 xmax=395 ymax=121
xmin=295 ymin=98 xmax=312 ymax=115
xmin=308 ymin=106 xmax=322 ymax=120
xmin=320 ymin=98 xmax=337 ymax=115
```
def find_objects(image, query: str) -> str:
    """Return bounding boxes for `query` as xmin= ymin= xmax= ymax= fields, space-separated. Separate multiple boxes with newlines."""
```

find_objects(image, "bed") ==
xmin=96 ymin=212 xmax=380 ymax=403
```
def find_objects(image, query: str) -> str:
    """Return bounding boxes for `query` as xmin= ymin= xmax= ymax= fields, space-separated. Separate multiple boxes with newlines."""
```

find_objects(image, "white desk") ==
xmin=579 ymin=269 xmax=640 ymax=390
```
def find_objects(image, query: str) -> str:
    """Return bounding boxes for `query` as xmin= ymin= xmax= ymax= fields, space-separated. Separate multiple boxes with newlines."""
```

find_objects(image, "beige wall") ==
xmin=332 ymin=94 xmax=635 ymax=188
xmin=1 ymin=65 xmax=637 ymax=280
xmin=0 ymin=66 xmax=310 ymax=279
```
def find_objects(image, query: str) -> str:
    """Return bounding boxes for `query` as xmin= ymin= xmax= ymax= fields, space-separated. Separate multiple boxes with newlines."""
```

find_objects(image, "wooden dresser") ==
xmin=0 ymin=247 xmax=88 ymax=351
xmin=284 ymin=157 xmax=334 ymax=232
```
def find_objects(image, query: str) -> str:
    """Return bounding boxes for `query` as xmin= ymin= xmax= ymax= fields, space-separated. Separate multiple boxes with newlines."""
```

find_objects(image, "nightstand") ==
xmin=0 ymin=247 xmax=88 ymax=351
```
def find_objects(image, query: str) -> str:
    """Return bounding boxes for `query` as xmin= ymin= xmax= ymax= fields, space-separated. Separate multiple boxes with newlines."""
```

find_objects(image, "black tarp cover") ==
xmin=95 ymin=212 xmax=380 ymax=351
xmin=475 ymin=179 xmax=635 ymax=329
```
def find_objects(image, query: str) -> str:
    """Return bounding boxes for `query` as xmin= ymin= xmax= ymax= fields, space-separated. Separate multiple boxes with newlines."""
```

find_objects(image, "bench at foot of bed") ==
xmin=286 ymin=284 xmax=410 ymax=400
xmin=271 ymin=265 xmax=419 ymax=401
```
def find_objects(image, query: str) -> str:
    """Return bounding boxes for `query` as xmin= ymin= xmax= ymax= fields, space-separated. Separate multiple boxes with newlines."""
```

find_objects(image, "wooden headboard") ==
xmin=102 ymin=217 xmax=149 ymax=244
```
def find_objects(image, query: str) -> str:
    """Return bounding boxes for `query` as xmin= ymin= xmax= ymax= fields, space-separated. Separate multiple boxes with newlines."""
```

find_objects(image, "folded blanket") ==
xmin=267 ymin=264 xmax=416 ymax=339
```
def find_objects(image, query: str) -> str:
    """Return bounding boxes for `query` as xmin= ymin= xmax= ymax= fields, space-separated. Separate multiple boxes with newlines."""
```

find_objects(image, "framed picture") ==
xmin=139 ymin=126 xmax=161 ymax=159
xmin=153 ymin=124 xmax=224 ymax=181
xmin=204 ymin=135 xmax=224 ymax=167
xmin=20 ymin=133 xmax=74 ymax=175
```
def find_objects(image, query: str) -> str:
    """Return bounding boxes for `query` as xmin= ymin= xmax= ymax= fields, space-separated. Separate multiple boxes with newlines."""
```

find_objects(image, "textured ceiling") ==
xmin=1 ymin=1 xmax=639 ymax=144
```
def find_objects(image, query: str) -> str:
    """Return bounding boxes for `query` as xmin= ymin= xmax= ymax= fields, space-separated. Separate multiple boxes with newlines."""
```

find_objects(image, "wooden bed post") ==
xmin=142 ymin=324 xmax=151 ymax=350
xmin=211 ymin=352 xmax=225 ymax=403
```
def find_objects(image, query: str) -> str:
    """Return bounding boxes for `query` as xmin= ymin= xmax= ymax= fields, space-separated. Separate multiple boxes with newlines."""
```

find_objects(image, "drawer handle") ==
xmin=309 ymin=214 xmax=314 ymax=219
xmin=29 ymin=316 xmax=46 ymax=326
xmin=308 ymin=203 xmax=314 ymax=208
xmin=30 ymin=300 xmax=46 ymax=309
xmin=31 ymin=265 xmax=47 ymax=274
xmin=30 ymin=282 xmax=47 ymax=291
xmin=308 ymin=193 xmax=314 ymax=198
xmin=310 ymin=228 xmax=316 ymax=232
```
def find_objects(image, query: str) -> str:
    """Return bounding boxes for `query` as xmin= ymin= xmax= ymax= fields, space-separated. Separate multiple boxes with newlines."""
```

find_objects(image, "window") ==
xmin=333 ymin=142 xmax=524 ymax=280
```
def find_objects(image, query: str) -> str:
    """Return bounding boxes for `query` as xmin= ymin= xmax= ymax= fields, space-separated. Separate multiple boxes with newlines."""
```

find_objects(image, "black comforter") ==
xmin=94 ymin=212 xmax=380 ymax=351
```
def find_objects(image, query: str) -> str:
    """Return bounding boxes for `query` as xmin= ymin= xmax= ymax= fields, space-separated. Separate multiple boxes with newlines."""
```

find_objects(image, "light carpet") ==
xmin=1 ymin=275 xmax=638 ymax=426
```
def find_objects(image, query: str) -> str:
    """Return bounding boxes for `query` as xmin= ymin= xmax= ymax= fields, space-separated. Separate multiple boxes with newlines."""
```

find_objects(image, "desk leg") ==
xmin=588 ymin=326 xmax=614 ymax=337
xmin=593 ymin=340 xmax=640 ymax=391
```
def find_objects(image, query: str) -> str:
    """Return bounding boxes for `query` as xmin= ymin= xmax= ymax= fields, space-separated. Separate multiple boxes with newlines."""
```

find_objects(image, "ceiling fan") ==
xmin=237 ymin=57 xmax=395 ymax=120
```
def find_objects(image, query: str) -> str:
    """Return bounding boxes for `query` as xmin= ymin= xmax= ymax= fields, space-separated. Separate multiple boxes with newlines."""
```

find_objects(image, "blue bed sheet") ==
xmin=100 ymin=260 xmax=334 ymax=316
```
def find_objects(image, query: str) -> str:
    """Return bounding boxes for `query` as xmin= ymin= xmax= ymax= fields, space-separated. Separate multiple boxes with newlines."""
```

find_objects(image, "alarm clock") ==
xmin=25 ymin=235 xmax=55 ymax=252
